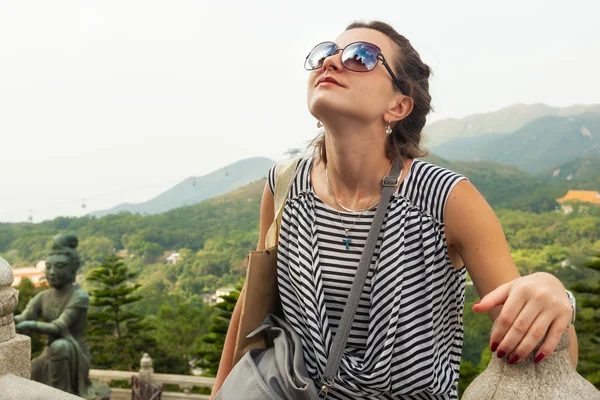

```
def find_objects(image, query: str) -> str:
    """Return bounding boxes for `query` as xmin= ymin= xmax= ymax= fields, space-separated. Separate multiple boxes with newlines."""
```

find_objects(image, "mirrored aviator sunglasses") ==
xmin=304 ymin=41 xmax=405 ymax=92
xmin=304 ymin=41 xmax=382 ymax=72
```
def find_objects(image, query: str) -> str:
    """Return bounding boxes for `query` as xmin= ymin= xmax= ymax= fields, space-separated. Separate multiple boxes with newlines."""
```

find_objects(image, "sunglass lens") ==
xmin=342 ymin=42 xmax=380 ymax=72
xmin=305 ymin=42 xmax=337 ymax=70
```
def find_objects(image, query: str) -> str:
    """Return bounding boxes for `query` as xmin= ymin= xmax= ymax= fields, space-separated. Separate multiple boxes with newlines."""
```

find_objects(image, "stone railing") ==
xmin=89 ymin=353 xmax=216 ymax=400
xmin=0 ymin=256 xmax=31 ymax=379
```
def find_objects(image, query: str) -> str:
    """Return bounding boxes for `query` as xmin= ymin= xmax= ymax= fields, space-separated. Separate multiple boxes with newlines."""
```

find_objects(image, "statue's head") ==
xmin=45 ymin=234 xmax=81 ymax=289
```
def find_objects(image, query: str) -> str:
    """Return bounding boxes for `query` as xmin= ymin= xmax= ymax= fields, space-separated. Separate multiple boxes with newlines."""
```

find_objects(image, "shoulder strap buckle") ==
xmin=382 ymin=175 xmax=400 ymax=187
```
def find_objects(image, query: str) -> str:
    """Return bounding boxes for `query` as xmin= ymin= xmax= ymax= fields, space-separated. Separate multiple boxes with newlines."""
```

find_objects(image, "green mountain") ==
xmin=421 ymin=155 xmax=558 ymax=212
xmin=424 ymin=103 xmax=600 ymax=148
xmin=538 ymin=154 xmax=600 ymax=184
xmin=536 ymin=154 xmax=600 ymax=197
xmin=1 ymin=153 xmax=596 ymax=268
xmin=430 ymin=114 xmax=600 ymax=173
xmin=89 ymin=157 xmax=275 ymax=217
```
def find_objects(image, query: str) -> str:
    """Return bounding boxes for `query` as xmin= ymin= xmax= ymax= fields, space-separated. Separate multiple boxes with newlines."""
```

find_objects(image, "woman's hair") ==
xmin=310 ymin=20 xmax=431 ymax=163
xmin=48 ymin=234 xmax=81 ymax=272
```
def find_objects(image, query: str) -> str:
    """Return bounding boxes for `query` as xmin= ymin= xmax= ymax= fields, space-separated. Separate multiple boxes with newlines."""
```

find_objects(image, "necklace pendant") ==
xmin=343 ymin=235 xmax=351 ymax=250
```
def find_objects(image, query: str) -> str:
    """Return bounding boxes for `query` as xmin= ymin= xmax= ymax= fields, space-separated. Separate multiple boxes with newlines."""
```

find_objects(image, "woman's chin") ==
xmin=308 ymin=96 xmax=353 ymax=120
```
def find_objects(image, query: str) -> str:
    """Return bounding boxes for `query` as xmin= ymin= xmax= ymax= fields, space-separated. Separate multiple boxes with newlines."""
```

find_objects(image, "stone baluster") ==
xmin=463 ymin=321 xmax=600 ymax=399
xmin=0 ymin=256 xmax=31 ymax=378
xmin=180 ymin=384 xmax=193 ymax=394
xmin=139 ymin=352 xmax=154 ymax=382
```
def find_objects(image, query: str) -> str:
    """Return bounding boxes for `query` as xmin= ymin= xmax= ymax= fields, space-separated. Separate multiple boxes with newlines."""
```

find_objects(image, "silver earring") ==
xmin=385 ymin=121 xmax=392 ymax=135
xmin=317 ymin=120 xmax=323 ymax=128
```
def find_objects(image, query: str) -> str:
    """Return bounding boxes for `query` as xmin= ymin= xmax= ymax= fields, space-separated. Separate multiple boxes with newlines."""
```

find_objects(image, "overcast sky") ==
xmin=1 ymin=0 xmax=598 ymax=222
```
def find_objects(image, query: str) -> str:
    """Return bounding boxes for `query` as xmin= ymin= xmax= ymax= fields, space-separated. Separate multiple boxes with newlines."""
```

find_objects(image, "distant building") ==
xmin=199 ymin=287 xmax=238 ymax=305
xmin=199 ymin=293 xmax=214 ymax=304
xmin=214 ymin=287 xmax=236 ymax=304
xmin=556 ymin=190 xmax=600 ymax=213
xmin=165 ymin=252 xmax=181 ymax=265
xmin=116 ymin=249 xmax=130 ymax=258
xmin=12 ymin=263 xmax=47 ymax=287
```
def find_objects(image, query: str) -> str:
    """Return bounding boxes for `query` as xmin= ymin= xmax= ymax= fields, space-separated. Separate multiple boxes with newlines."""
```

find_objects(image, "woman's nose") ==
xmin=322 ymin=50 xmax=342 ymax=72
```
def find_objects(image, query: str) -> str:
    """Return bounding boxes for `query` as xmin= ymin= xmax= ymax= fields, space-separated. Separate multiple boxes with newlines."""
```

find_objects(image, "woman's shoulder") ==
xmin=267 ymin=157 xmax=312 ymax=196
xmin=408 ymin=158 xmax=465 ymax=179
xmin=399 ymin=159 xmax=468 ymax=224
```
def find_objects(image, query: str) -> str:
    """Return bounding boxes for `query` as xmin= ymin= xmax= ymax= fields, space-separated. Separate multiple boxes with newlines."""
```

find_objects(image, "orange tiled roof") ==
xmin=12 ymin=267 xmax=47 ymax=288
xmin=12 ymin=267 xmax=45 ymax=277
xmin=556 ymin=190 xmax=600 ymax=205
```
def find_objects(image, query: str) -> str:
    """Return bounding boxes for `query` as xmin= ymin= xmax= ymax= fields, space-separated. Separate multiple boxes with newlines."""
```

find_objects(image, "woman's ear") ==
xmin=387 ymin=96 xmax=414 ymax=124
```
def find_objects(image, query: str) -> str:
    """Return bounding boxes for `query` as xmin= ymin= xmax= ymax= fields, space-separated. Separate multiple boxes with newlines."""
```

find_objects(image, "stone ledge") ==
xmin=0 ymin=374 xmax=81 ymax=400
xmin=0 ymin=334 xmax=30 ymax=378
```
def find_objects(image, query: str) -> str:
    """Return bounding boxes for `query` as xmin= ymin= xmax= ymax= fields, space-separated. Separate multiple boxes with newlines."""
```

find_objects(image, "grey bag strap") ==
xmin=321 ymin=157 xmax=402 ymax=392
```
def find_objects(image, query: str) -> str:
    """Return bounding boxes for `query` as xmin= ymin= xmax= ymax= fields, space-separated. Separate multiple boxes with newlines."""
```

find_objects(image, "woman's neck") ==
xmin=316 ymin=119 xmax=395 ymax=209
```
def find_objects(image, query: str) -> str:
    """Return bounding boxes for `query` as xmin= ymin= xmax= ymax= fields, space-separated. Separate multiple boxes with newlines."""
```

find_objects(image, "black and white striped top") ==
xmin=268 ymin=157 xmax=468 ymax=400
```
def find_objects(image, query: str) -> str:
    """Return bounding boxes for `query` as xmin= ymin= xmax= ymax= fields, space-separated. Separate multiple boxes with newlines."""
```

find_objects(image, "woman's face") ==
xmin=307 ymin=28 xmax=403 ymax=125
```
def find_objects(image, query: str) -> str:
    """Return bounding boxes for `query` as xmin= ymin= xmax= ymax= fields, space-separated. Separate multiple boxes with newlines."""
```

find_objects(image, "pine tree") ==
xmin=195 ymin=288 xmax=239 ymax=376
xmin=570 ymin=254 xmax=600 ymax=388
xmin=152 ymin=295 xmax=215 ymax=375
xmin=86 ymin=256 xmax=151 ymax=370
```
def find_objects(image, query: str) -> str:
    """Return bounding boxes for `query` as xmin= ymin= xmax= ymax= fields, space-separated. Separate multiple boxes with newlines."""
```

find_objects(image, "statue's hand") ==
xmin=15 ymin=320 xmax=36 ymax=334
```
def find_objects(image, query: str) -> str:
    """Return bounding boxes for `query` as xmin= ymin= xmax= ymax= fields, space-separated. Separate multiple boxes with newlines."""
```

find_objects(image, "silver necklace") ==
xmin=325 ymin=169 xmax=380 ymax=250
xmin=332 ymin=197 xmax=377 ymax=250
xmin=325 ymin=163 xmax=402 ymax=250
xmin=326 ymin=168 xmax=380 ymax=213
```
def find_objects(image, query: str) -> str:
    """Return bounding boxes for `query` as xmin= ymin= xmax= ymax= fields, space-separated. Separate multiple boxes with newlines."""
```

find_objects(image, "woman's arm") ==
xmin=210 ymin=181 xmax=275 ymax=399
xmin=444 ymin=180 xmax=578 ymax=367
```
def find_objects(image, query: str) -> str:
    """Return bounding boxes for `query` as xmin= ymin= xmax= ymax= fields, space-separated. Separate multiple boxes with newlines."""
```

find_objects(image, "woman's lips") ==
xmin=316 ymin=76 xmax=343 ymax=87
xmin=318 ymin=81 xmax=341 ymax=87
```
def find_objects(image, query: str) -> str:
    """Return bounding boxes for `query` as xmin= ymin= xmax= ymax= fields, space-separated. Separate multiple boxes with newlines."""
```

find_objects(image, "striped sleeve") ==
xmin=438 ymin=172 xmax=469 ymax=223
xmin=402 ymin=161 xmax=468 ymax=224
xmin=267 ymin=164 xmax=277 ymax=196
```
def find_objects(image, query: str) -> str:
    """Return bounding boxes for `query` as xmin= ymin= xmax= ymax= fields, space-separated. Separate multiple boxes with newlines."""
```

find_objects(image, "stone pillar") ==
xmin=462 ymin=321 xmax=600 ymax=399
xmin=139 ymin=353 xmax=154 ymax=382
xmin=0 ymin=257 xmax=31 ymax=378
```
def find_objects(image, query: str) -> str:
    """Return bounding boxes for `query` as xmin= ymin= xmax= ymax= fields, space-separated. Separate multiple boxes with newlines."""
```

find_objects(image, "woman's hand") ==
xmin=473 ymin=272 xmax=573 ymax=364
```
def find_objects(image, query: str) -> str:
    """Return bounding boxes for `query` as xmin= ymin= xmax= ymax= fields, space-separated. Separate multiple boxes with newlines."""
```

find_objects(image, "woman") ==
xmin=211 ymin=20 xmax=578 ymax=399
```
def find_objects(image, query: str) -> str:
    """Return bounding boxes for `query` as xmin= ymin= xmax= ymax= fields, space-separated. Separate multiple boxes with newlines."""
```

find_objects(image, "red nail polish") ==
xmin=508 ymin=355 xmax=520 ymax=364
xmin=534 ymin=353 xmax=546 ymax=364
xmin=491 ymin=342 xmax=499 ymax=352
xmin=497 ymin=350 xmax=506 ymax=358
xmin=474 ymin=301 xmax=481 ymax=305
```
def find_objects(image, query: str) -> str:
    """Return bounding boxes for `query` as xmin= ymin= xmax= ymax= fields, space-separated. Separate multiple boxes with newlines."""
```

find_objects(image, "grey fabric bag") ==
xmin=215 ymin=313 xmax=319 ymax=400
xmin=216 ymin=158 xmax=403 ymax=400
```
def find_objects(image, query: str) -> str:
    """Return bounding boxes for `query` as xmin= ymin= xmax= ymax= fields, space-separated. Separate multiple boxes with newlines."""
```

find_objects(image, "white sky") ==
xmin=1 ymin=0 xmax=599 ymax=223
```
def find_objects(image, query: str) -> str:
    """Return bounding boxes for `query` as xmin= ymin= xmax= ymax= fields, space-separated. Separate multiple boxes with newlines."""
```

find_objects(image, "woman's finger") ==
xmin=472 ymin=281 xmax=511 ymax=313
xmin=505 ymin=311 xmax=555 ymax=364
xmin=532 ymin=304 xmax=572 ymax=363
xmin=494 ymin=297 xmax=543 ymax=359
xmin=487 ymin=286 xmax=528 ymax=356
